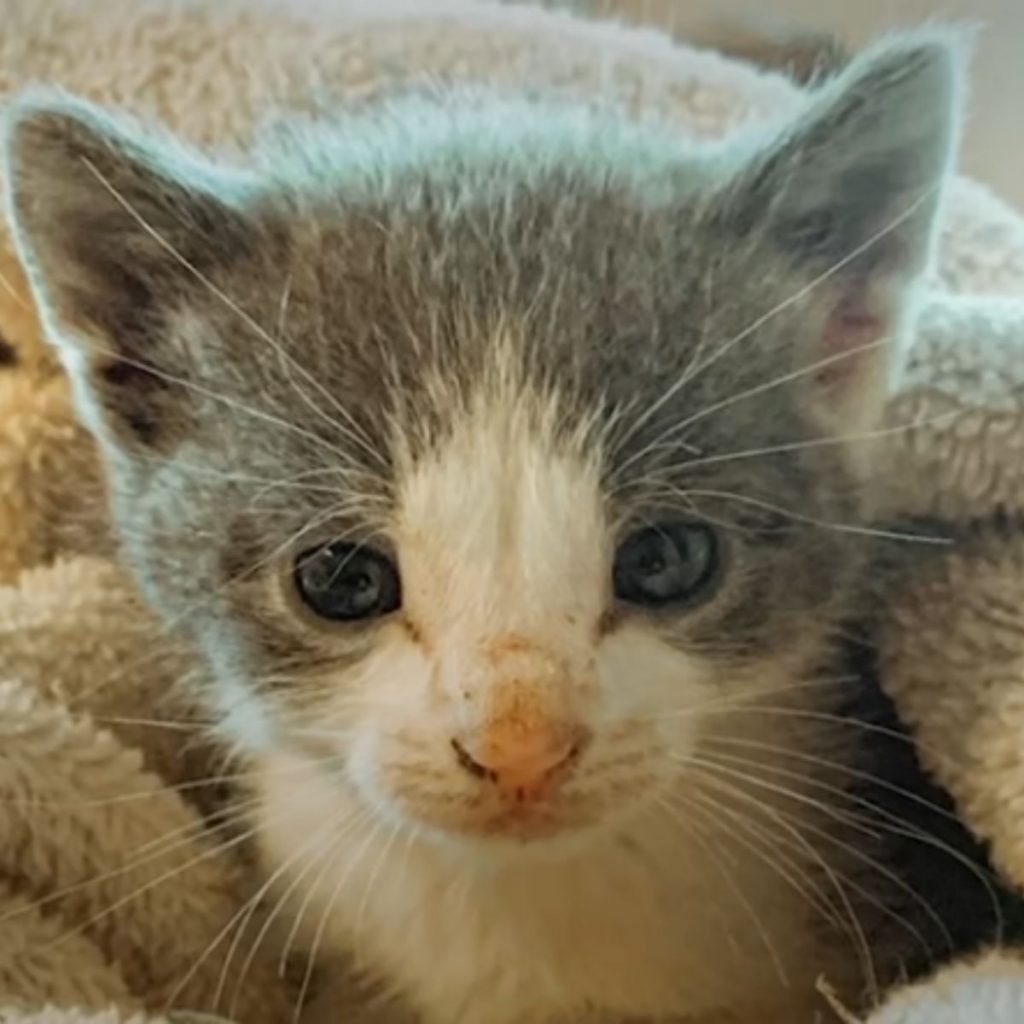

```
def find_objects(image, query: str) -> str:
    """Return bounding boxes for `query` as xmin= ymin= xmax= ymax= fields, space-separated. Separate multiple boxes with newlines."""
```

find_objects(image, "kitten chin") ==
xmin=255 ymin=726 xmax=853 ymax=1024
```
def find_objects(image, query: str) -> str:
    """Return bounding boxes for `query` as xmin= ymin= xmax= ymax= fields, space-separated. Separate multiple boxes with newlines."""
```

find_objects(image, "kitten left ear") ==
xmin=724 ymin=34 xmax=962 ymax=432
xmin=2 ymin=91 xmax=256 ymax=451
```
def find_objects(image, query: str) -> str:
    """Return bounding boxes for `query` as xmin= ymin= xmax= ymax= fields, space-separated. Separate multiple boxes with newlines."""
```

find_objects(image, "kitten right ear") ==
xmin=717 ymin=33 xmax=961 ymax=435
xmin=2 ymin=92 xmax=255 ymax=450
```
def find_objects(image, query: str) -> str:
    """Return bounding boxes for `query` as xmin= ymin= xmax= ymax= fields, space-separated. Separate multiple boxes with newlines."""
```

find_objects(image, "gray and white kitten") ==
xmin=4 ymin=32 xmax=960 ymax=1024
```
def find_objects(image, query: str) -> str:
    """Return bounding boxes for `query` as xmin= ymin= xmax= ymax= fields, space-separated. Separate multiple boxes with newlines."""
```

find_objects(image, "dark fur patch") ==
xmin=99 ymin=358 xmax=174 ymax=447
xmin=837 ymin=625 xmax=1024 ymax=990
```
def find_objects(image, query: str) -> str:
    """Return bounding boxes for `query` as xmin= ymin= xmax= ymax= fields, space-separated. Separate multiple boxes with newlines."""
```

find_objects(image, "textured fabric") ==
xmin=1 ymin=1 xmax=1024 ymax=1021
xmin=0 ymin=559 xmax=287 ymax=1024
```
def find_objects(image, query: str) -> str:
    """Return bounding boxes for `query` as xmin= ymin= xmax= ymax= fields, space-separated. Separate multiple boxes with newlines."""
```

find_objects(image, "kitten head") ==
xmin=4 ymin=35 xmax=958 ymax=849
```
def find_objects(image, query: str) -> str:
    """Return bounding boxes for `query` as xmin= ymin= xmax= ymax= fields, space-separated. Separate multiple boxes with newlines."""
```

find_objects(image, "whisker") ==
xmin=0 ymin=262 xmax=30 ymax=306
xmin=676 ymin=785 xmax=882 ymax=998
xmin=228 ymin=817 xmax=359 ymax=1018
xmin=127 ymin=457 xmax=350 ymax=497
xmin=682 ymin=754 xmax=951 ymax=957
xmin=614 ymin=333 xmax=889 ymax=482
xmin=701 ymin=735 xmax=965 ymax=827
xmin=0 ymin=798 xmax=258 ymax=932
xmin=698 ymin=739 xmax=1005 ymax=938
xmin=293 ymin=812 xmax=387 ymax=1023
xmin=165 ymin=811 xmax=338 ymax=1015
xmin=678 ymin=787 xmax=868 ymax=977
xmin=688 ymin=765 xmax=930 ymax=974
xmin=1 ymin=745 xmax=351 ymax=930
xmin=222 ymin=806 xmax=360 ymax=1019
xmin=657 ymin=487 xmax=949 ymax=545
xmin=611 ymin=188 xmax=935 ymax=463
xmin=83 ymin=158 xmax=387 ymax=472
xmin=33 ymin=821 xmax=263 ymax=961
xmin=276 ymin=806 xmax=375 ymax=979
xmin=683 ymin=704 xmax=924 ymax=752
xmin=642 ymin=408 xmax=960 ymax=477
xmin=355 ymin=818 xmax=405 ymax=948
xmin=94 ymin=714 xmax=209 ymax=733
xmin=84 ymin=346 xmax=363 ymax=474
xmin=654 ymin=792 xmax=789 ymax=987
xmin=642 ymin=675 xmax=854 ymax=723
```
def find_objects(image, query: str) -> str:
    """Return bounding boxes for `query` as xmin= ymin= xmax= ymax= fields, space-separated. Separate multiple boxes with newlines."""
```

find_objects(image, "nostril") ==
xmin=451 ymin=737 xmax=493 ymax=781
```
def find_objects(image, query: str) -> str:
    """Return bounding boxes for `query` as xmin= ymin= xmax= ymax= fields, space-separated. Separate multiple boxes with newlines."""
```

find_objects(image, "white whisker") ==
xmin=611 ymin=189 xmax=936 ymax=462
xmin=82 ymin=157 xmax=388 ymax=472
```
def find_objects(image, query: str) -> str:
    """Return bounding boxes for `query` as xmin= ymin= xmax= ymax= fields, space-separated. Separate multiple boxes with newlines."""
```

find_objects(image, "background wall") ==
xmin=586 ymin=0 xmax=1024 ymax=210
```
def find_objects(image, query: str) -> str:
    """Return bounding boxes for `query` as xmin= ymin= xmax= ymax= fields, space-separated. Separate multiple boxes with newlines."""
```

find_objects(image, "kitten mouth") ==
xmin=468 ymin=804 xmax=577 ymax=842
xmin=446 ymin=818 xmax=580 ymax=845
xmin=401 ymin=793 xmax=599 ymax=844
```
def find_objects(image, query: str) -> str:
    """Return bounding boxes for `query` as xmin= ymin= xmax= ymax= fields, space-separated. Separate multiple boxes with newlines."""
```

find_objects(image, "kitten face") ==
xmin=3 ymin=37 xmax=956 ymax=853
xmin=289 ymin=379 xmax=837 ymax=846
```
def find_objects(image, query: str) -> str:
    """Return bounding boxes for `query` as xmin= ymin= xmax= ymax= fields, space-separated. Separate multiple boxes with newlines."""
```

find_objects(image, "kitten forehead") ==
xmin=396 ymin=360 xmax=608 ymax=640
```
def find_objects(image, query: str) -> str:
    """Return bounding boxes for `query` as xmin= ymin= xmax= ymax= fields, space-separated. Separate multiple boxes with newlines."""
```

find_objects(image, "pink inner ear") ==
xmin=816 ymin=293 xmax=887 ymax=391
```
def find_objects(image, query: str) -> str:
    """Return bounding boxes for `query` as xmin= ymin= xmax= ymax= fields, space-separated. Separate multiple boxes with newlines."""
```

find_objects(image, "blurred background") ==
xmin=576 ymin=0 xmax=1024 ymax=209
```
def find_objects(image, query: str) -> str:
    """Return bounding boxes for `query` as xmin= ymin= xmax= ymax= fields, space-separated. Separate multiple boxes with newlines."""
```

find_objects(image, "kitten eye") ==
xmin=613 ymin=522 xmax=720 ymax=608
xmin=294 ymin=542 xmax=401 ymax=622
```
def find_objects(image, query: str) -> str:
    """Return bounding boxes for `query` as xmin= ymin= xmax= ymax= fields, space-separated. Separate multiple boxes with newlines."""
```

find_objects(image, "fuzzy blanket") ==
xmin=2 ymin=1 xmax=1024 ymax=1022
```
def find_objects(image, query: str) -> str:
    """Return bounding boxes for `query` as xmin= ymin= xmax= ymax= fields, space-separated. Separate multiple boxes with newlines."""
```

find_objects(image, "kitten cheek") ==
xmin=331 ymin=655 xmax=444 ymax=823
xmin=257 ymin=749 xmax=363 ymax=870
xmin=597 ymin=625 xmax=715 ymax=742
xmin=343 ymin=725 xmax=394 ymax=817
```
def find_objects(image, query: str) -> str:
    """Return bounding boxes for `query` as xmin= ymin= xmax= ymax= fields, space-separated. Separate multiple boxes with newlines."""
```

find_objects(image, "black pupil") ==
xmin=639 ymin=549 xmax=668 ymax=576
xmin=295 ymin=543 xmax=400 ymax=621
xmin=613 ymin=523 xmax=718 ymax=607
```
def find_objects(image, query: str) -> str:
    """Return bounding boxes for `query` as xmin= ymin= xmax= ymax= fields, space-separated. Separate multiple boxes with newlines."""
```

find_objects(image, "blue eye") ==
xmin=613 ymin=522 xmax=721 ymax=608
xmin=294 ymin=543 xmax=401 ymax=622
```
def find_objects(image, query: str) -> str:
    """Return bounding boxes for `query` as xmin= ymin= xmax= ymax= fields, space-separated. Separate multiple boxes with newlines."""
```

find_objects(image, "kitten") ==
xmin=3 ymin=32 xmax=964 ymax=1024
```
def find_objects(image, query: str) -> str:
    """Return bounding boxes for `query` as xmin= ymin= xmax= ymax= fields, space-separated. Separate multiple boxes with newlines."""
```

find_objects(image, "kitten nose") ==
xmin=452 ymin=722 xmax=583 ymax=799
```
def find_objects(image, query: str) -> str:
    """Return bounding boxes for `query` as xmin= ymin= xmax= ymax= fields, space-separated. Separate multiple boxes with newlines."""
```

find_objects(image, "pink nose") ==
xmin=453 ymin=723 xmax=583 ymax=800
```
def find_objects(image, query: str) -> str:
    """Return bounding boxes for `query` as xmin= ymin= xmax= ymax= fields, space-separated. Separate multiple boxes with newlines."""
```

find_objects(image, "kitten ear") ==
xmin=725 ymin=34 xmax=961 ymax=432
xmin=2 ymin=92 xmax=255 ymax=451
